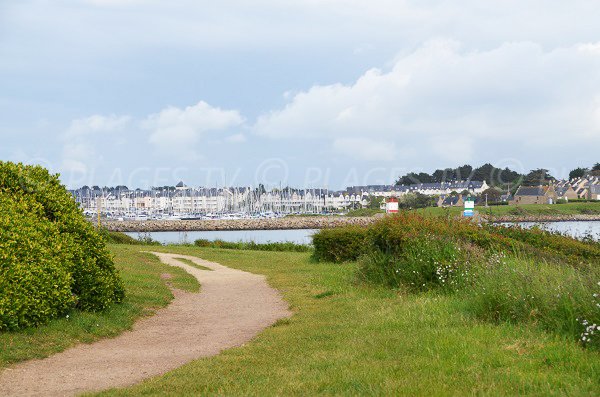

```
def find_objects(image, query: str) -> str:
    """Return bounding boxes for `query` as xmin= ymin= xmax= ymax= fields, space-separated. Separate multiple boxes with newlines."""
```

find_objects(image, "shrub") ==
xmin=326 ymin=212 xmax=600 ymax=349
xmin=358 ymin=237 xmax=473 ymax=292
xmin=0 ymin=162 xmax=124 ymax=331
xmin=311 ymin=227 xmax=369 ymax=262
xmin=356 ymin=214 xmax=482 ymax=291
xmin=193 ymin=239 xmax=311 ymax=252
xmin=465 ymin=258 xmax=600 ymax=350
xmin=0 ymin=194 xmax=75 ymax=330
xmin=489 ymin=224 xmax=600 ymax=264
xmin=99 ymin=229 xmax=142 ymax=245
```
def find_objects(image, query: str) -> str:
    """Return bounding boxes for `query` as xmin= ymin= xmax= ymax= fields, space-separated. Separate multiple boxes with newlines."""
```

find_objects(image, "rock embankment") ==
xmin=487 ymin=214 xmax=600 ymax=223
xmin=99 ymin=213 xmax=600 ymax=232
xmin=101 ymin=216 xmax=382 ymax=232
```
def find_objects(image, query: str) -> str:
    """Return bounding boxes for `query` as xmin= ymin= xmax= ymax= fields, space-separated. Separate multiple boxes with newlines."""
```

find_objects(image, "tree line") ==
xmin=395 ymin=162 xmax=600 ymax=190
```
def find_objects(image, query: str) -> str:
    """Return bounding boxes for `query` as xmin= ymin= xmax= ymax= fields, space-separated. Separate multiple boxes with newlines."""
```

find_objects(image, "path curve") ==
xmin=0 ymin=252 xmax=291 ymax=396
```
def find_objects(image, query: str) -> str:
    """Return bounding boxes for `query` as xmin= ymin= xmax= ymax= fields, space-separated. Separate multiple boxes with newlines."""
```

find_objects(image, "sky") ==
xmin=1 ymin=0 xmax=600 ymax=189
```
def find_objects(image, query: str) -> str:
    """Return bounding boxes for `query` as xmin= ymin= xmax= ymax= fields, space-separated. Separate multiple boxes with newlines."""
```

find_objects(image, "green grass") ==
xmin=345 ymin=208 xmax=384 ymax=217
xmin=96 ymin=246 xmax=600 ymax=396
xmin=0 ymin=245 xmax=198 ymax=367
xmin=172 ymin=257 xmax=213 ymax=271
xmin=464 ymin=257 xmax=600 ymax=348
xmin=419 ymin=201 xmax=600 ymax=218
xmin=99 ymin=229 xmax=162 ymax=245
xmin=194 ymin=239 xmax=311 ymax=252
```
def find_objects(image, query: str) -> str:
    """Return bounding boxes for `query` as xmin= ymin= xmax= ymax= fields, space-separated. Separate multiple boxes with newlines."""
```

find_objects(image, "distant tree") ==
xmin=471 ymin=163 xmax=495 ymax=183
xmin=395 ymin=172 xmax=433 ymax=185
xmin=368 ymin=196 xmax=385 ymax=210
xmin=398 ymin=192 xmax=436 ymax=209
xmin=568 ymin=167 xmax=588 ymax=179
xmin=593 ymin=163 xmax=600 ymax=171
xmin=471 ymin=163 xmax=522 ymax=186
xmin=494 ymin=167 xmax=523 ymax=186
xmin=431 ymin=168 xmax=453 ymax=183
xmin=429 ymin=165 xmax=473 ymax=183
xmin=479 ymin=187 xmax=502 ymax=203
xmin=455 ymin=164 xmax=473 ymax=181
xmin=397 ymin=163 xmax=523 ymax=187
xmin=460 ymin=189 xmax=471 ymax=196
xmin=522 ymin=169 xmax=555 ymax=186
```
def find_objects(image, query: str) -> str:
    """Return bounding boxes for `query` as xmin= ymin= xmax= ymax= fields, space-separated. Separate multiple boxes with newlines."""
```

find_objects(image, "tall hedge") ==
xmin=0 ymin=162 xmax=124 ymax=331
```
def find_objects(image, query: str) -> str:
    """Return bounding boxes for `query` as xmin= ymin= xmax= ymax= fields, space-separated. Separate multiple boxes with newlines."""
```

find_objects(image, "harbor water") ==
xmin=125 ymin=228 xmax=318 ymax=245
xmin=126 ymin=221 xmax=600 ymax=245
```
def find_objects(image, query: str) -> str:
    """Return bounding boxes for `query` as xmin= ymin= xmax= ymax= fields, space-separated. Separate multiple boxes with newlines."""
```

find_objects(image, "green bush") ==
xmin=0 ymin=162 xmax=124 ymax=331
xmin=0 ymin=194 xmax=75 ymax=330
xmin=311 ymin=227 xmax=369 ymax=262
xmin=356 ymin=214 xmax=482 ymax=291
xmin=99 ymin=229 xmax=142 ymax=245
xmin=358 ymin=237 xmax=472 ymax=292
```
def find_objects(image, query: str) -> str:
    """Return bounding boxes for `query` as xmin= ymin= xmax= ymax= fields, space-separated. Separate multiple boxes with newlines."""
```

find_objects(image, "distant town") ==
xmin=71 ymin=163 xmax=600 ymax=220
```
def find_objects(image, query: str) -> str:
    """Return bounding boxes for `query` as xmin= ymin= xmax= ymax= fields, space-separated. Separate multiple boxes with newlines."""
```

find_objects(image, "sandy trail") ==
xmin=0 ymin=252 xmax=291 ymax=396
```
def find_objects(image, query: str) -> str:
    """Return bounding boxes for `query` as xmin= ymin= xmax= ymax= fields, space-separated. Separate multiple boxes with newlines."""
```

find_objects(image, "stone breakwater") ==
xmin=98 ymin=213 xmax=600 ymax=232
xmin=487 ymin=214 xmax=600 ymax=223
xmin=101 ymin=216 xmax=382 ymax=232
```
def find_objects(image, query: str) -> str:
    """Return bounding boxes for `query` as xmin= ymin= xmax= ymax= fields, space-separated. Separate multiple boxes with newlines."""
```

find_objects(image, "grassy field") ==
xmin=94 ymin=245 xmax=600 ymax=396
xmin=418 ymin=201 xmax=600 ymax=217
xmin=0 ymin=246 xmax=198 ymax=368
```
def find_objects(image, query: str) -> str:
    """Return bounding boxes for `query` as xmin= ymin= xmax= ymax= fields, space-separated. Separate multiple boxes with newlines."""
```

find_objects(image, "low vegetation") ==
xmin=3 ymin=239 xmax=599 ymax=394
xmin=344 ymin=208 xmax=384 ymax=217
xmin=98 ymin=229 xmax=161 ymax=246
xmin=311 ymin=226 xmax=368 ymax=262
xmin=0 ymin=162 xmax=124 ymax=331
xmin=312 ymin=213 xmax=600 ymax=350
xmin=0 ymin=245 xmax=198 ymax=367
xmin=99 ymin=246 xmax=600 ymax=396
xmin=194 ymin=239 xmax=310 ymax=252
xmin=420 ymin=201 xmax=600 ymax=217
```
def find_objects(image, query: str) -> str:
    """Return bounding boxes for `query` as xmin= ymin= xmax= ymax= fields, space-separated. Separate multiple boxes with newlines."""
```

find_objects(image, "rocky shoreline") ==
xmin=101 ymin=216 xmax=382 ymax=232
xmin=486 ymin=214 xmax=600 ymax=223
xmin=99 ymin=213 xmax=600 ymax=232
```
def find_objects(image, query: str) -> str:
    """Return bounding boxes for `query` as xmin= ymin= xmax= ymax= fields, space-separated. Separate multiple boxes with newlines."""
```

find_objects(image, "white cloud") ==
xmin=255 ymin=40 xmax=600 ymax=165
xmin=333 ymin=138 xmax=396 ymax=162
xmin=65 ymin=114 xmax=131 ymax=138
xmin=226 ymin=133 xmax=247 ymax=143
xmin=60 ymin=114 xmax=130 ymax=176
xmin=143 ymin=101 xmax=244 ymax=159
xmin=61 ymin=143 xmax=93 ymax=174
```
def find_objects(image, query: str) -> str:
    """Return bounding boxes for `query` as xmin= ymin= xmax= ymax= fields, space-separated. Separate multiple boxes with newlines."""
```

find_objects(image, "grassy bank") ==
xmin=193 ymin=238 xmax=311 ymax=252
xmin=97 ymin=245 xmax=600 ymax=396
xmin=316 ymin=213 xmax=600 ymax=348
xmin=419 ymin=201 xmax=600 ymax=218
xmin=0 ymin=246 xmax=198 ymax=367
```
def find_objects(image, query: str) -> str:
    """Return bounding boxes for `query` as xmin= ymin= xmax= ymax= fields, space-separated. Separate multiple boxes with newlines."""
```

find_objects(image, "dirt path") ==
xmin=0 ymin=252 xmax=291 ymax=396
